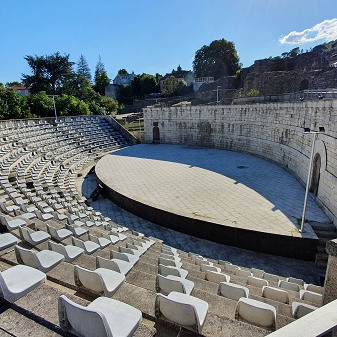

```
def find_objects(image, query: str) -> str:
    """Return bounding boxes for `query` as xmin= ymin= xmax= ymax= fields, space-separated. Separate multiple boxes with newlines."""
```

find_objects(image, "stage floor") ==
xmin=96 ymin=144 xmax=328 ymax=240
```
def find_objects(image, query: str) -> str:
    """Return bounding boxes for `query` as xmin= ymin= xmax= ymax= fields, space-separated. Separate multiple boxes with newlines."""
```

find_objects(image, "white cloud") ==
xmin=279 ymin=18 xmax=337 ymax=45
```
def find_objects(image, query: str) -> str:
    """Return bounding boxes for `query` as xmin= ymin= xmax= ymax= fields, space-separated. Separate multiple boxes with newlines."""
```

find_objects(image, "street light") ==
xmin=48 ymin=95 xmax=59 ymax=122
xmin=299 ymin=126 xmax=325 ymax=233
xmin=216 ymin=86 xmax=222 ymax=104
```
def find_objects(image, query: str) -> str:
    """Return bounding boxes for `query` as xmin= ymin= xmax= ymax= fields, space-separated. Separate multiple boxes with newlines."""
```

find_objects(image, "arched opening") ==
xmin=153 ymin=126 xmax=160 ymax=144
xmin=309 ymin=153 xmax=321 ymax=196
xmin=300 ymin=79 xmax=309 ymax=91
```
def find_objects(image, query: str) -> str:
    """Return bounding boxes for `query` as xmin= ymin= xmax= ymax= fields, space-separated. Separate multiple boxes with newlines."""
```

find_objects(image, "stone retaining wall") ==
xmin=143 ymin=100 xmax=337 ymax=227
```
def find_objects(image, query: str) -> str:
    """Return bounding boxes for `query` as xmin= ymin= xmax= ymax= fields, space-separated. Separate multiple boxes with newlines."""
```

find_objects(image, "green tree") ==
xmin=22 ymin=52 xmax=75 ymax=94
xmin=99 ymin=96 xmax=118 ymax=115
xmin=0 ymin=87 xmax=30 ymax=119
xmin=28 ymin=91 xmax=54 ymax=117
xmin=77 ymin=54 xmax=91 ymax=82
xmin=118 ymin=69 xmax=128 ymax=75
xmin=5 ymin=81 xmax=22 ymax=87
xmin=130 ymin=73 xmax=160 ymax=98
xmin=193 ymin=39 xmax=240 ymax=79
xmin=118 ymin=84 xmax=133 ymax=104
xmin=139 ymin=73 xmax=159 ymax=96
xmin=93 ymin=56 xmax=110 ymax=95
xmin=55 ymin=94 xmax=90 ymax=116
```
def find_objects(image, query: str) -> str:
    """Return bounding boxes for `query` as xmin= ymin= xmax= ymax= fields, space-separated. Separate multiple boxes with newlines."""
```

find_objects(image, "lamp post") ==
xmin=48 ymin=95 xmax=59 ymax=122
xmin=216 ymin=86 xmax=222 ymax=104
xmin=300 ymin=126 xmax=325 ymax=233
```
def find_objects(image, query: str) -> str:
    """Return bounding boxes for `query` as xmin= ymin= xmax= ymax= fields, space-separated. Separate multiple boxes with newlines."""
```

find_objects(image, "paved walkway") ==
xmin=81 ymin=144 xmax=328 ymax=284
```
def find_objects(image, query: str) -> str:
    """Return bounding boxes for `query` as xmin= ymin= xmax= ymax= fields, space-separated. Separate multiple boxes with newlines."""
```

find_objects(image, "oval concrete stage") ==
xmin=96 ymin=144 xmax=328 ymax=260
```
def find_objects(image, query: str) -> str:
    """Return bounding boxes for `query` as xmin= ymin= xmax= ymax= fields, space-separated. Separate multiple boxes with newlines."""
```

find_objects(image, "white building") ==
xmin=113 ymin=72 xmax=136 ymax=86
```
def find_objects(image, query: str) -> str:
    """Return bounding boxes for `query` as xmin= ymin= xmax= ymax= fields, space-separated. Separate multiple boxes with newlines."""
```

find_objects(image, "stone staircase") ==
xmin=310 ymin=221 xmax=337 ymax=282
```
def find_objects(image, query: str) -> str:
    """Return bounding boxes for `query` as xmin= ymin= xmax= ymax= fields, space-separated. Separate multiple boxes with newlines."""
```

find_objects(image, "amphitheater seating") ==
xmin=278 ymin=279 xmax=300 ymax=292
xmin=155 ymin=291 xmax=208 ymax=334
xmin=0 ymin=116 xmax=329 ymax=336
xmin=235 ymin=297 xmax=276 ymax=330
xmin=158 ymin=256 xmax=182 ymax=268
xmin=0 ymin=214 xmax=27 ymax=230
xmin=205 ymin=270 xmax=230 ymax=283
xmin=156 ymin=274 xmax=195 ymax=295
xmin=88 ymin=233 xmax=111 ymax=248
xmin=300 ymin=290 xmax=323 ymax=306
xmin=218 ymin=282 xmax=249 ymax=301
xmin=15 ymin=245 xmax=64 ymax=273
xmin=59 ymin=295 xmax=142 ymax=337
xmin=304 ymin=283 xmax=324 ymax=294
xmin=96 ymin=256 xmax=133 ymax=275
xmin=19 ymin=226 xmax=50 ymax=246
xmin=287 ymin=277 xmax=304 ymax=286
xmin=72 ymin=237 xmax=100 ymax=255
xmin=247 ymin=275 xmax=269 ymax=288
xmin=0 ymin=265 xmax=46 ymax=303
xmin=46 ymin=224 xmax=72 ymax=241
xmin=0 ymin=232 xmax=17 ymax=252
xmin=74 ymin=265 xmax=125 ymax=297
xmin=158 ymin=264 xmax=188 ymax=279
xmin=113 ymin=249 xmax=139 ymax=265
xmin=262 ymin=286 xmax=289 ymax=304
xmin=48 ymin=241 xmax=84 ymax=263
xmin=291 ymin=302 xmax=318 ymax=318
xmin=66 ymin=224 xmax=88 ymax=238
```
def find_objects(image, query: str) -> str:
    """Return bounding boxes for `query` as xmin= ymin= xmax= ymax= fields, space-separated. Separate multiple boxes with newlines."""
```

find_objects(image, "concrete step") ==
xmin=314 ymin=230 xmax=337 ymax=239
xmin=310 ymin=221 xmax=335 ymax=231
xmin=315 ymin=254 xmax=328 ymax=263
xmin=316 ymin=259 xmax=328 ymax=270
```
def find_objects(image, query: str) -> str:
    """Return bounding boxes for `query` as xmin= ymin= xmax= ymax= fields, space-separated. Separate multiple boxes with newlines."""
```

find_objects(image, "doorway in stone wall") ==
xmin=310 ymin=153 xmax=321 ymax=196
xmin=153 ymin=125 xmax=160 ymax=144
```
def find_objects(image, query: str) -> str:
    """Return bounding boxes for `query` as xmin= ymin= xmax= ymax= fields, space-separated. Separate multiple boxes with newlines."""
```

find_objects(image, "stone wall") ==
xmin=143 ymin=100 xmax=337 ymax=227
xmin=243 ymin=68 xmax=337 ymax=96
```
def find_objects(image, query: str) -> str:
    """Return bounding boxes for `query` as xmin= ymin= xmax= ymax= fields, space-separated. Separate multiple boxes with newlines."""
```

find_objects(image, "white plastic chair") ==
xmin=155 ymin=291 xmax=208 ymax=334
xmin=218 ymin=282 xmax=249 ymax=301
xmin=262 ymin=286 xmax=289 ymax=304
xmin=15 ymin=245 xmax=64 ymax=273
xmin=19 ymin=226 xmax=50 ymax=246
xmin=0 ymin=265 xmax=46 ymax=303
xmin=205 ymin=270 xmax=230 ymax=283
xmin=65 ymin=224 xmax=88 ymax=238
xmin=58 ymin=295 xmax=142 ymax=337
xmin=74 ymin=265 xmax=125 ymax=297
xmin=46 ymin=224 xmax=72 ymax=241
xmin=156 ymin=274 xmax=194 ymax=295
xmin=72 ymin=237 xmax=99 ymax=255
xmin=48 ymin=241 xmax=84 ymax=262
xmin=300 ymin=290 xmax=323 ymax=306
xmin=88 ymin=233 xmax=111 ymax=248
xmin=96 ymin=256 xmax=133 ymax=275
xmin=278 ymin=280 xmax=300 ymax=292
xmin=235 ymin=297 xmax=276 ymax=330
xmin=158 ymin=257 xmax=182 ymax=268
xmin=111 ymin=250 xmax=139 ymax=266
xmin=0 ymin=233 xmax=18 ymax=252
xmin=158 ymin=264 xmax=188 ymax=279
xmin=0 ymin=214 xmax=27 ymax=231
xmin=291 ymin=301 xmax=318 ymax=318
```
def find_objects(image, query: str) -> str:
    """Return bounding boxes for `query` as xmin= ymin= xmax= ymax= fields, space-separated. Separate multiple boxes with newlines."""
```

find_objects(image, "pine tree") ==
xmin=77 ymin=54 xmax=91 ymax=82
xmin=93 ymin=56 xmax=110 ymax=96
xmin=94 ymin=55 xmax=105 ymax=82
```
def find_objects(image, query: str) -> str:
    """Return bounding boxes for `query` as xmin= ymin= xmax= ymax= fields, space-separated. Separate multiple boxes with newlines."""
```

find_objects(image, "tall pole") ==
xmin=217 ymin=86 xmax=221 ymax=104
xmin=52 ymin=95 xmax=57 ymax=122
xmin=300 ymin=132 xmax=317 ymax=233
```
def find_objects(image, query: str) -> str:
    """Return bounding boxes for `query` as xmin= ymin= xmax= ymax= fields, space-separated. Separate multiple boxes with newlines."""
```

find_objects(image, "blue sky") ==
xmin=1 ymin=0 xmax=337 ymax=83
